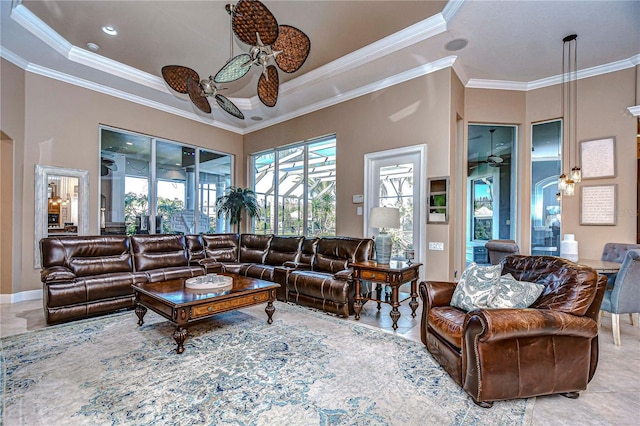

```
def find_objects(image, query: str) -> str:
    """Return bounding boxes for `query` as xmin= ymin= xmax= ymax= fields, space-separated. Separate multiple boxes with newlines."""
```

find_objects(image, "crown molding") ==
xmin=246 ymin=56 xmax=457 ymax=133
xmin=628 ymin=105 xmax=640 ymax=117
xmin=468 ymin=54 xmax=640 ymax=91
xmin=0 ymin=45 xmax=28 ymax=68
xmin=25 ymin=62 xmax=244 ymax=134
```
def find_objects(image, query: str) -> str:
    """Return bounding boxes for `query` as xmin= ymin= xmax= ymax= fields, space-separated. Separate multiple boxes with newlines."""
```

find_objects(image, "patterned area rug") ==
xmin=1 ymin=302 xmax=532 ymax=425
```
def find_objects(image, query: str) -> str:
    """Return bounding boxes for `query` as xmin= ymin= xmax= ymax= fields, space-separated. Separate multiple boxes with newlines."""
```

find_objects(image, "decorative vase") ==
xmin=560 ymin=234 xmax=579 ymax=262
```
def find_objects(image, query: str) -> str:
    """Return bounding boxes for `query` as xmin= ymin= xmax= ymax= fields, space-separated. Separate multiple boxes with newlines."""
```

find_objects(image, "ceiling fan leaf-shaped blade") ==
xmin=214 ymin=54 xmax=253 ymax=84
xmin=162 ymin=65 xmax=200 ymax=94
xmin=187 ymin=77 xmax=211 ymax=114
xmin=257 ymin=65 xmax=279 ymax=107
xmin=215 ymin=94 xmax=245 ymax=120
xmin=273 ymin=25 xmax=310 ymax=73
xmin=232 ymin=0 xmax=279 ymax=46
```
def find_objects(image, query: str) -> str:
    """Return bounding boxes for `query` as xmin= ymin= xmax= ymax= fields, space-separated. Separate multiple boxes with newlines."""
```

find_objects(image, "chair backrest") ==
xmin=601 ymin=243 xmax=640 ymax=263
xmin=502 ymin=255 xmax=600 ymax=318
xmin=609 ymin=249 xmax=640 ymax=314
xmin=485 ymin=240 xmax=520 ymax=265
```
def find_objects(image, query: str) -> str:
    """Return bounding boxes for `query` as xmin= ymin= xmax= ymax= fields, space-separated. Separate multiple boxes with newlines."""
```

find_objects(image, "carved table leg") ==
xmin=354 ymin=278 xmax=363 ymax=320
xmin=390 ymin=286 xmax=400 ymax=330
xmin=265 ymin=301 xmax=275 ymax=324
xmin=173 ymin=326 xmax=187 ymax=354
xmin=409 ymin=279 xmax=419 ymax=318
xmin=135 ymin=304 xmax=147 ymax=326
xmin=376 ymin=283 xmax=383 ymax=310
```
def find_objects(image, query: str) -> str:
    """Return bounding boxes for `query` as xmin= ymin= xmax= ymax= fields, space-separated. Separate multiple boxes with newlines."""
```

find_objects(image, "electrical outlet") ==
xmin=428 ymin=242 xmax=444 ymax=251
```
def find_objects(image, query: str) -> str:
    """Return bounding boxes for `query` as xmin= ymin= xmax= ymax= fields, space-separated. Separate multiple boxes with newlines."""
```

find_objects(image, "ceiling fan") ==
xmin=161 ymin=1 xmax=310 ymax=118
xmin=483 ymin=129 xmax=508 ymax=167
xmin=229 ymin=0 xmax=311 ymax=107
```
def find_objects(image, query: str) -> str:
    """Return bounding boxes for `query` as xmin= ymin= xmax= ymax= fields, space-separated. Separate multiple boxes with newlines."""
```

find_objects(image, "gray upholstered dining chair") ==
xmin=601 ymin=242 xmax=640 ymax=287
xmin=484 ymin=240 xmax=520 ymax=265
xmin=599 ymin=249 xmax=640 ymax=346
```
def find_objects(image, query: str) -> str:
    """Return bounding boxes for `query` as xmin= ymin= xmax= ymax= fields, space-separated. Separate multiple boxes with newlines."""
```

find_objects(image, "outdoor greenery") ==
xmin=124 ymin=192 xmax=187 ymax=234
xmin=216 ymin=186 xmax=261 ymax=233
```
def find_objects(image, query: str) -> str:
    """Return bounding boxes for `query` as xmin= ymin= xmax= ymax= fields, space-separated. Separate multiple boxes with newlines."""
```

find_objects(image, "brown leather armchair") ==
xmin=419 ymin=255 xmax=607 ymax=407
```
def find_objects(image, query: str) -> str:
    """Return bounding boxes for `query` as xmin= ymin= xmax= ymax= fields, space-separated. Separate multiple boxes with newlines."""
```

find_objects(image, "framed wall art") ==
xmin=580 ymin=184 xmax=617 ymax=226
xmin=580 ymin=137 xmax=616 ymax=179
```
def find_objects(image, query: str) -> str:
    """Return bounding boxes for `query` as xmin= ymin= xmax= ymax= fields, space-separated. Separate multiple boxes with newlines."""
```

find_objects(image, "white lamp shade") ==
xmin=369 ymin=207 xmax=400 ymax=229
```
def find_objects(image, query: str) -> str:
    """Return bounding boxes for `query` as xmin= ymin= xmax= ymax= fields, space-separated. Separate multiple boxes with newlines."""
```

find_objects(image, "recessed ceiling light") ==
xmin=445 ymin=38 xmax=468 ymax=52
xmin=101 ymin=26 xmax=118 ymax=36
xmin=251 ymin=116 xmax=263 ymax=121
xmin=126 ymin=142 xmax=133 ymax=146
xmin=86 ymin=42 xmax=99 ymax=52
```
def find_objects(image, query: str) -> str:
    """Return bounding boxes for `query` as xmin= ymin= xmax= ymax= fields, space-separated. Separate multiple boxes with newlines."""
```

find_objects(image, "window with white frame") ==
xmin=251 ymin=135 xmax=336 ymax=236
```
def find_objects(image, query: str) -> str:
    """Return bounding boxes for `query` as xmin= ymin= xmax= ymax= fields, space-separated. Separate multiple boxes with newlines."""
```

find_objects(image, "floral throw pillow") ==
xmin=488 ymin=273 xmax=545 ymax=309
xmin=450 ymin=262 xmax=503 ymax=312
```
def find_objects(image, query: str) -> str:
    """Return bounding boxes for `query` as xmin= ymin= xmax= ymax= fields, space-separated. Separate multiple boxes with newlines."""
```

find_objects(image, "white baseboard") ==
xmin=0 ymin=289 xmax=43 ymax=304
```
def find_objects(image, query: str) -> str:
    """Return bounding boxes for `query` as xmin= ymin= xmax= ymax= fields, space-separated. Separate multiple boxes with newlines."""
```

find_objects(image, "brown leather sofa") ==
xmin=41 ymin=233 xmax=372 ymax=324
xmin=419 ymin=255 xmax=607 ymax=407
xmin=40 ymin=234 xmax=204 ymax=324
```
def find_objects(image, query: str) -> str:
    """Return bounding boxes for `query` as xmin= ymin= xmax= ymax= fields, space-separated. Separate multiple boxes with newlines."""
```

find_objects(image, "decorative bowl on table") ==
xmin=185 ymin=274 xmax=233 ymax=291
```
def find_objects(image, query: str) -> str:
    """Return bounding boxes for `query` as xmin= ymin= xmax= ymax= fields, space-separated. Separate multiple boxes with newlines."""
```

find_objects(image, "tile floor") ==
xmin=2 ymin=297 xmax=639 ymax=425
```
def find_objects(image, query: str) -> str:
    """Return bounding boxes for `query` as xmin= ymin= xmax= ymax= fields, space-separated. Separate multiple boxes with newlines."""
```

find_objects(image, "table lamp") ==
xmin=369 ymin=207 xmax=400 ymax=264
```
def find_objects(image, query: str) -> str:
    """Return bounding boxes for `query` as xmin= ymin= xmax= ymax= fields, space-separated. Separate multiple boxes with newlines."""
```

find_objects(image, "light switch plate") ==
xmin=429 ymin=242 xmax=445 ymax=251
xmin=356 ymin=206 xmax=363 ymax=215
xmin=352 ymin=194 xmax=364 ymax=204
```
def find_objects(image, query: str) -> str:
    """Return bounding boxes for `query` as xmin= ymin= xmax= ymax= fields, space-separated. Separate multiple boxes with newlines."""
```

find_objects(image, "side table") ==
xmin=350 ymin=260 xmax=422 ymax=330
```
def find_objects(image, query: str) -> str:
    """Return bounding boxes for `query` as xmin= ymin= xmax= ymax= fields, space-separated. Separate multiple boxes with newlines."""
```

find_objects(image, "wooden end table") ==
xmin=351 ymin=260 xmax=422 ymax=330
xmin=133 ymin=274 xmax=279 ymax=354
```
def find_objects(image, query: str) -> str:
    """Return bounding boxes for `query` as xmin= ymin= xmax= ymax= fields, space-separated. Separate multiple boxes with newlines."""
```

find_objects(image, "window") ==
xmin=251 ymin=135 xmax=336 ymax=236
xmin=99 ymin=126 xmax=233 ymax=235
xmin=531 ymin=120 xmax=562 ymax=256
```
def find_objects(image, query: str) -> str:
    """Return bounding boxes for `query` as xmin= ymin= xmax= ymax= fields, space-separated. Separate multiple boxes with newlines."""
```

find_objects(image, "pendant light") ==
xmin=560 ymin=34 xmax=580 ymax=195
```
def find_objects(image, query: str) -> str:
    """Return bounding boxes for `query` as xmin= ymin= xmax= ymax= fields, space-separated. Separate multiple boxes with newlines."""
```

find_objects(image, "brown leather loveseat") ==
xmin=41 ymin=233 xmax=373 ymax=324
xmin=419 ymin=255 xmax=607 ymax=407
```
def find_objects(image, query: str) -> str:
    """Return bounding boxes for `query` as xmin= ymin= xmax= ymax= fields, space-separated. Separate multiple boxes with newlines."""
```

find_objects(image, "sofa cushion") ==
xmin=185 ymin=235 xmax=205 ymax=264
xmin=239 ymin=234 xmax=272 ymax=264
xmin=428 ymin=306 xmax=466 ymax=349
xmin=288 ymin=270 xmax=352 ymax=303
xmin=450 ymin=263 xmax=502 ymax=311
xmin=299 ymin=238 xmax=318 ymax=266
xmin=314 ymin=237 xmax=373 ymax=274
xmin=265 ymin=236 xmax=303 ymax=265
xmin=489 ymin=274 xmax=544 ymax=309
xmin=202 ymin=234 xmax=239 ymax=262
xmin=42 ymin=236 xmax=132 ymax=277
xmin=130 ymin=234 xmax=188 ymax=272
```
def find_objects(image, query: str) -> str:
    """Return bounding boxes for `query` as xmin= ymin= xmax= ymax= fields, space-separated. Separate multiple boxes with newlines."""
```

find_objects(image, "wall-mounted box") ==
xmin=427 ymin=177 xmax=449 ymax=224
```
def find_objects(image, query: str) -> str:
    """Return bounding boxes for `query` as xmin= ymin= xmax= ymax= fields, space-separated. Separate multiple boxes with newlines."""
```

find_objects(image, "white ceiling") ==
xmin=1 ymin=0 xmax=639 ymax=135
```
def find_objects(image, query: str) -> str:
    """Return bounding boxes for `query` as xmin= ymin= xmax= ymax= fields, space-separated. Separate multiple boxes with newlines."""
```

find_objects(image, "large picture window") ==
xmin=251 ymin=135 xmax=336 ymax=236
xmin=99 ymin=126 xmax=233 ymax=235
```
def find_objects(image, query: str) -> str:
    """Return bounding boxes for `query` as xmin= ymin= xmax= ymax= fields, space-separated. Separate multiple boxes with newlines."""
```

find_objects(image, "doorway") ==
xmin=466 ymin=124 xmax=517 ymax=264
xmin=364 ymin=145 xmax=426 ymax=270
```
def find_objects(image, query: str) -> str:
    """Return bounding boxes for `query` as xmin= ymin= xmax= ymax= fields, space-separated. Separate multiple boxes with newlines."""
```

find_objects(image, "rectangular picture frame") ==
xmin=580 ymin=184 xmax=617 ymax=226
xmin=580 ymin=137 xmax=616 ymax=179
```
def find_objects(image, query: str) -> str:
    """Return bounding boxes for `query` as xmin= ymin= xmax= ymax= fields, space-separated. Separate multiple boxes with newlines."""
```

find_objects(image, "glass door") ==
xmin=365 ymin=145 xmax=425 ymax=265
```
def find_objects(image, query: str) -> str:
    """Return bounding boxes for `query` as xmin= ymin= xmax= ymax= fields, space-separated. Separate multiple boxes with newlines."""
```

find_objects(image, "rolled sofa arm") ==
xmin=334 ymin=268 xmax=353 ymax=281
xmin=41 ymin=266 xmax=76 ymax=284
xmin=465 ymin=308 xmax=598 ymax=343
xmin=419 ymin=281 xmax=457 ymax=308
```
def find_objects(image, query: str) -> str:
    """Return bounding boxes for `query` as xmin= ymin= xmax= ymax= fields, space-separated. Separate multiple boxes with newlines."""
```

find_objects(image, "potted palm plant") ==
xmin=215 ymin=186 xmax=261 ymax=233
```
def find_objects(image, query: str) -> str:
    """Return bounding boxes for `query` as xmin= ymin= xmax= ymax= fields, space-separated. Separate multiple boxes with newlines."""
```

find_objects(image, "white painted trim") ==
xmin=25 ymin=63 xmax=245 ymax=135
xmin=246 ymin=57 xmax=457 ymax=133
xmin=0 ymin=289 xmax=43 ymax=304
xmin=468 ymin=55 xmax=640 ymax=91
xmin=10 ymin=2 xmax=71 ymax=57
xmin=627 ymin=105 xmax=640 ymax=117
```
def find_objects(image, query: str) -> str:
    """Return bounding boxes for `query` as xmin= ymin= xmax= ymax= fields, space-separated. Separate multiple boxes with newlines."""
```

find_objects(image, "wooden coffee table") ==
xmin=132 ymin=274 xmax=279 ymax=354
